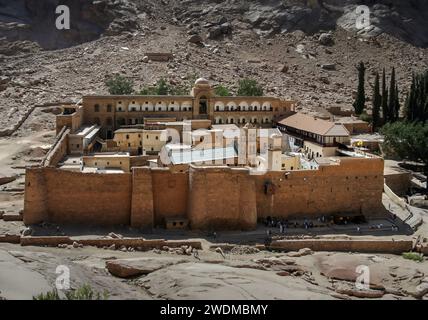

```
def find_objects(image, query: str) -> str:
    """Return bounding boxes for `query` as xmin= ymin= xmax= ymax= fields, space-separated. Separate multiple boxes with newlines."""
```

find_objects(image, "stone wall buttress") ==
xmin=131 ymin=167 xmax=154 ymax=228
xmin=24 ymin=168 xmax=48 ymax=224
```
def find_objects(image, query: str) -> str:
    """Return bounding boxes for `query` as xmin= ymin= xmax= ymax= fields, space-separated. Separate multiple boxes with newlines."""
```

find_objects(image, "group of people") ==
xmin=265 ymin=217 xmax=315 ymax=234
xmin=264 ymin=216 xmax=323 ymax=234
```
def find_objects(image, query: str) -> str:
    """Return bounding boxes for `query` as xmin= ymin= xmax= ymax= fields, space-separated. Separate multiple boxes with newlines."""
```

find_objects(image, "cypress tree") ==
xmin=381 ymin=68 xmax=388 ymax=123
xmin=372 ymin=72 xmax=381 ymax=130
xmin=394 ymin=83 xmax=400 ymax=120
xmin=353 ymin=61 xmax=366 ymax=115
xmin=404 ymin=75 xmax=416 ymax=121
xmin=405 ymin=70 xmax=428 ymax=123
xmin=388 ymin=67 xmax=396 ymax=122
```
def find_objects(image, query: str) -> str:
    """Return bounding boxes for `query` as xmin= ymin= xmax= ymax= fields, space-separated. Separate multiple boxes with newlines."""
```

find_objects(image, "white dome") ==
xmin=195 ymin=78 xmax=210 ymax=86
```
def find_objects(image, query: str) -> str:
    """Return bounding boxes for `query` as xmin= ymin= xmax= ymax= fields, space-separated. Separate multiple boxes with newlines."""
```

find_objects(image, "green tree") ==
xmin=169 ymin=85 xmax=189 ymax=95
xmin=214 ymin=84 xmax=231 ymax=96
xmin=353 ymin=61 xmax=366 ymax=115
xmin=405 ymin=70 xmax=428 ymax=123
xmin=156 ymin=78 xmax=169 ymax=95
xmin=388 ymin=67 xmax=398 ymax=122
xmin=139 ymin=86 xmax=157 ymax=95
xmin=381 ymin=121 xmax=428 ymax=193
xmin=405 ymin=74 xmax=417 ymax=121
xmin=105 ymin=75 xmax=134 ymax=95
xmin=381 ymin=68 xmax=389 ymax=124
xmin=237 ymin=78 xmax=263 ymax=96
xmin=394 ymin=83 xmax=400 ymax=121
xmin=139 ymin=78 xmax=176 ymax=96
xmin=372 ymin=72 xmax=381 ymax=130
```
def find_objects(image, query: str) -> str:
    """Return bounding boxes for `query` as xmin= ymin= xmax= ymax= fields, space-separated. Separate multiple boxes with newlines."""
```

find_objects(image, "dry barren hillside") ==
xmin=0 ymin=0 xmax=427 ymax=135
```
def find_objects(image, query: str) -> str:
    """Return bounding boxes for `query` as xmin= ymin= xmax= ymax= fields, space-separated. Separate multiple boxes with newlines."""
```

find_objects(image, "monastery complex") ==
xmin=23 ymin=79 xmax=384 ymax=230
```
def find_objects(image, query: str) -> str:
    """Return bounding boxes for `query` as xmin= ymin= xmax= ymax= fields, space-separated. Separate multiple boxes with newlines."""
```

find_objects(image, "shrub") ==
xmin=33 ymin=284 xmax=109 ymax=300
xmin=155 ymin=78 xmax=169 ymax=95
xmin=140 ymin=78 xmax=192 ymax=96
xmin=139 ymin=86 xmax=157 ymax=95
xmin=237 ymin=78 xmax=263 ymax=96
xmin=359 ymin=111 xmax=372 ymax=123
xmin=402 ymin=252 xmax=423 ymax=262
xmin=105 ymin=75 xmax=134 ymax=95
xmin=214 ymin=85 xmax=231 ymax=96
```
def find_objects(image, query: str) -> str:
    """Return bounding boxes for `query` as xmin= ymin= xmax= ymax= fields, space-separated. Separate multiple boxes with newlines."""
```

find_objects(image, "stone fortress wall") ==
xmin=24 ymin=157 xmax=384 ymax=230
xmin=41 ymin=126 xmax=70 ymax=167
xmin=24 ymin=79 xmax=384 ymax=230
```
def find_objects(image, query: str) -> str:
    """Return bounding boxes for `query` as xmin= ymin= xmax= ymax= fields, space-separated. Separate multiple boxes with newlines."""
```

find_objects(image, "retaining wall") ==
xmin=269 ymin=239 xmax=413 ymax=254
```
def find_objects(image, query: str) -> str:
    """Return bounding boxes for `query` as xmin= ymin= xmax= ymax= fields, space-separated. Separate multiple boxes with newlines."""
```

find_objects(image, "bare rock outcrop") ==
xmin=106 ymin=257 xmax=186 ymax=278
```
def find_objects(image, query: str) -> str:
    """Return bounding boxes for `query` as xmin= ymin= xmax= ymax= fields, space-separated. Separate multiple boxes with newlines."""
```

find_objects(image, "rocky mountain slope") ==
xmin=0 ymin=0 xmax=427 ymax=135
xmin=1 ymin=0 xmax=427 ymax=50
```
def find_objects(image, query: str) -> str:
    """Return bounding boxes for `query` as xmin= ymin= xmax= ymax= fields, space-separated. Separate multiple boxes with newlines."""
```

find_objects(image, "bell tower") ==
xmin=191 ymin=78 xmax=214 ymax=119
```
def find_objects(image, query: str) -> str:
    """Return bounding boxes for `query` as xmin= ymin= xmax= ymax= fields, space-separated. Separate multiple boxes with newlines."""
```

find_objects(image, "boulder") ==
xmin=319 ymin=33 xmax=335 ymax=46
xmin=207 ymin=26 xmax=222 ymax=39
xmin=321 ymin=63 xmax=336 ymax=70
xmin=277 ymin=64 xmax=289 ymax=73
xmin=217 ymin=16 xmax=227 ymax=25
xmin=254 ymin=257 xmax=296 ymax=266
xmin=336 ymin=286 xmax=384 ymax=298
xmin=187 ymin=34 xmax=203 ymax=44
xmin=408 ymin=282 xmax=428 ymax=299
xmin=220 ymin=22 xmax=232 ymax=34
xmin=106 ymin=257 xmax=186 ymax=278
xmin=287 ymin=248 xmax=313 ymax=257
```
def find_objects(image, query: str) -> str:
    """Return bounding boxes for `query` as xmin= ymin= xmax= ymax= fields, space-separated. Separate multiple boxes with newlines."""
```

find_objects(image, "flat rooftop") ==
xmin=351 ymin=133 xmax=384 ymax=142
xmin=84 ymin=152 xmax=130 ymax=158
xmin=74 ymin=125 xmax=99 ymax=137
xmin=82 ymin=167 xmax=125 ymax=174
xmin=115 ymin=128 xmax=144 ymax=133
xmin=315 ymin=157 xmax=341 ymax=166
xmin=169 ymin=146 xmax=237 ymax=165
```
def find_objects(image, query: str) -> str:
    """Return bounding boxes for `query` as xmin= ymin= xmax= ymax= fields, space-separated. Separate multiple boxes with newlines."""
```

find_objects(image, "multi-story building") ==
xmin=56 ymin=78 xmax=296 ymax=140
xmin=276 ymin=113 xmax=350 ymax=159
